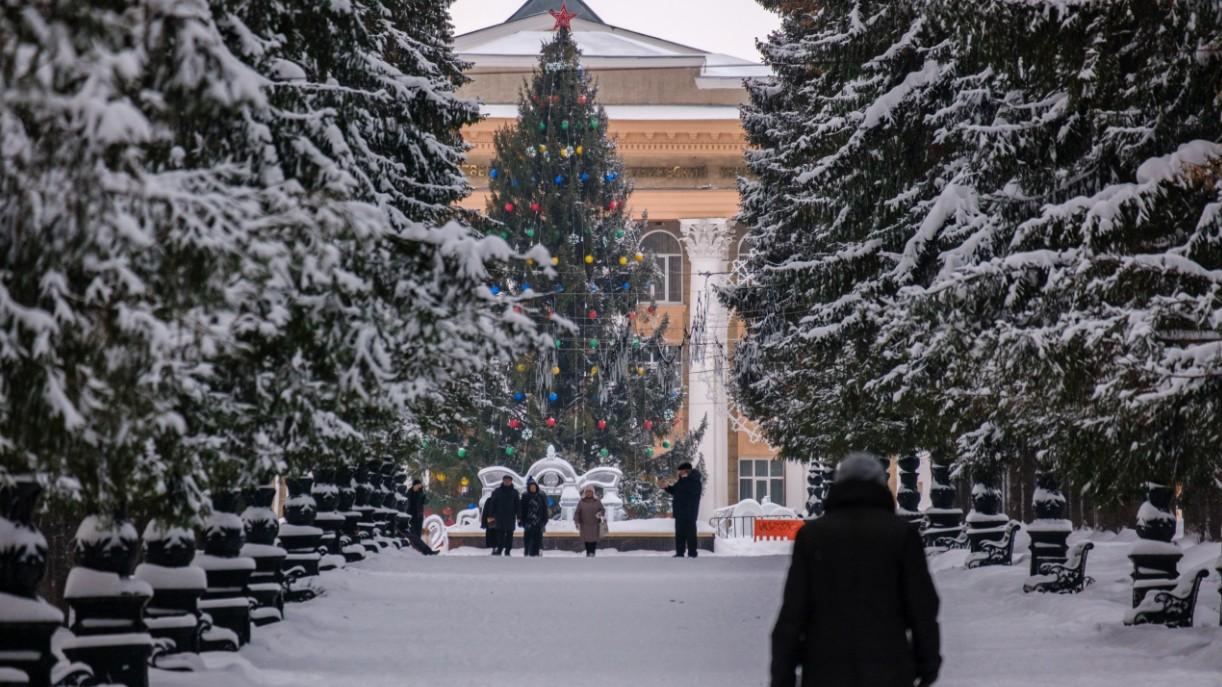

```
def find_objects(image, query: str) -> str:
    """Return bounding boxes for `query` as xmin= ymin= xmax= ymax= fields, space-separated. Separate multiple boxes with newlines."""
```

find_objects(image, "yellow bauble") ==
xmin=584 ymin=254 xmax=594 ymax=265
xmin=576 ymin=145 xmax=584 ymax=155
xmin=618 ymin=256 xmax=628 ymax=266
xmin=515 ymin=363 xmax=527 ymax=373
xmin=637 ymin=366 xmax=646 ymax=376
xmin=538 ymin=144 xmax=548 ymax=153
xmin=590 ymin=366 xmax=599 ymax=376
xmin=559 ymin=148 xmax=570 ymax=159
xmin=526 ymin=258 xmax=535 ymax=266
xmin=551 ymin=366 xmax=561 ymax=375
xmin=551 ymin=256 xmax=560 ymax=266
xmin=634 ymin=252 xmax=645 ymax=262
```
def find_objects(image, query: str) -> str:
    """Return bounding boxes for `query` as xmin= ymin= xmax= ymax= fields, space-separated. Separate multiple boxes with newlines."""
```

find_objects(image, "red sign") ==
xmin=755 ymin=519 xmax=803 ymax=541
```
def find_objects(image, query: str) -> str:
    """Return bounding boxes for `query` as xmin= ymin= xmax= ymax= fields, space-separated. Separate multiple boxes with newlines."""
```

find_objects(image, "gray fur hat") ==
xmin=834 ymin=452 xmax=888 ymax=485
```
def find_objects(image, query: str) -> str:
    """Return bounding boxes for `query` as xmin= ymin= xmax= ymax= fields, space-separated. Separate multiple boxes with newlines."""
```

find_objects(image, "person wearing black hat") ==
xmin=663 ymin=461 xmax=703 ymax=558
xmin=771 ymin=453 xmax=941 ymax=687
xmin=518 ymin=477 xmax=549 ymax=557
xmin=406 ymin=479 xmax=428 ymax=540
xmin=482 ymin=475 xmax=520 ymax=556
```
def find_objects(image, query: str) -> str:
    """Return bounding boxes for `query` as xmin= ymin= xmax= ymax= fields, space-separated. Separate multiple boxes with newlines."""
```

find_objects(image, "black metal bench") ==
xmin=1125 ymin=568 xmax=1209 ymax=628
xmin=1024 ymin=542 xmax=1093 ymax=594
xmin=966 ymin=521 xmax=1020 ymax=569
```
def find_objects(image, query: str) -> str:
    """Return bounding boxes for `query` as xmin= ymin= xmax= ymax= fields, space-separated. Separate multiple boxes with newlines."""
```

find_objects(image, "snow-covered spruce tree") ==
xmin=479 ymin=22 xmax=687 ymax=509
xmin=893 ymin=0 xmax=1222 ymax=511
xmin=723 ymin=0 xmax=954 ymax=461
xmin=208 ymin=0 xmax=546 ymax=481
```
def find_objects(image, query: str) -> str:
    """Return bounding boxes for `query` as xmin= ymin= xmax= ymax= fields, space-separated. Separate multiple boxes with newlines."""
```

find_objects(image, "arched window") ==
xmin=640 ymin=231 xmax=683 ymax=303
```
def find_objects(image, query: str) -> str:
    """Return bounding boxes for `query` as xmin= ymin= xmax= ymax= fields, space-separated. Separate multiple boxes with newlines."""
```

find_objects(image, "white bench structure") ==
xmin=476 ymin=446 xmax=625 ymax=522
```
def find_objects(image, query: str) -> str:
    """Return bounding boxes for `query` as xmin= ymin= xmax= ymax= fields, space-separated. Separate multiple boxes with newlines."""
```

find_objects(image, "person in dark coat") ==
xmin=406 ymin=479 xmax=427 ymax=539
xmin=663 ymin=462 xmax=703 ymax=558
xmin=482 ymin=475 xmax=520 ymax=556
xmin=771 ymin=453 xmax=941 ymax=687
xmin=518 ymin=478 xmax=549 ymax=557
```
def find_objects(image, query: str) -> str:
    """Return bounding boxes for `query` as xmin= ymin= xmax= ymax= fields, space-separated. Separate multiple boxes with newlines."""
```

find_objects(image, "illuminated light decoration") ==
xmin=597 ymin=419 xmax=607 ymax=431
xmin=546 ymin=417 xmax=557 ymax=428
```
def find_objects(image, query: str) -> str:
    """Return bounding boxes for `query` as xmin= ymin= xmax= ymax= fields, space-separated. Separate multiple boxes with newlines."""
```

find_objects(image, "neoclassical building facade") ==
xmin=455 ymin=0 xmax=804 ymax=519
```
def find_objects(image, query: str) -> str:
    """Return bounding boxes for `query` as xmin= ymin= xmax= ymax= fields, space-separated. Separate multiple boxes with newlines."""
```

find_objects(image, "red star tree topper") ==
xmin=550 ymin=2 xmax=578 ymax=31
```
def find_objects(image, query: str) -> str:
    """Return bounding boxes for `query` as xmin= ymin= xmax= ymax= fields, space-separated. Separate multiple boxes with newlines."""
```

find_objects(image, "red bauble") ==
xmin=578 ymin=94 xmax=588 ymax=105
xmin=530 ymin=202 xmax=542 ymax=213
xmin=549 ymin=95 xmax=560 ymax=105
xmin=513 ymin=306 xmax=523 ymax=314
xmin=648 ymin=304 xmax=658 ymax=314
xmin=644 ymin=420 xmax=654 ymax=430
xmin=504 ymin=202 xmax=515 ymax=213
xmin=546 ymin=417 xmax=557 ymax=428
xmin=597 ymin=419 xmax=607 ymax=431
xmin=608 ymin=200 xmax=619 ymax=210
xmin=587 ymin=309 xmax=598 ymax=320
xmin=508 ymin=418 xmax=521 ymax=429
xmin=627 ymin=311 xmax=636 ymax=320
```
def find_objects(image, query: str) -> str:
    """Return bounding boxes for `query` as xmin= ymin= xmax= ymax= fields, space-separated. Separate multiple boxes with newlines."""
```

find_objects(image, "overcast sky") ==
xmin=449 ymin=0 xmax=780 ymax=62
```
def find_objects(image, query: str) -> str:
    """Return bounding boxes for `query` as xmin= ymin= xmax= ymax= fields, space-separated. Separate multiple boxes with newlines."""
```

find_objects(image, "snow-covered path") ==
xmin=156 ymin=537 xmax=1221 ymax=687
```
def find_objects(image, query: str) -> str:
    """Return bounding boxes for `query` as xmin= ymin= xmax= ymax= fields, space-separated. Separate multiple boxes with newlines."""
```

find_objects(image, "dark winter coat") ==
xmin=664 ymin=469 xmax=703 ymax=521
xmin=519 ymin=487 xmax=550 ymax=530
xmin=573 ymin=495 xmax=606 ymax=543
xmin=406 ymin=488 xmax=427 ymax=521
xmin=483 ymin=484 xmax=520 ymax=532
xmin=771 ymin=480 xmax=941 ymax=687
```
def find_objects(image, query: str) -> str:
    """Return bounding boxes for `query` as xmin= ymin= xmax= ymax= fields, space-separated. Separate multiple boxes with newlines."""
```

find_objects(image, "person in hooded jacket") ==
xmin=518 ymin=478 xmax=550 ymax=557
xmin=771 ymin=453 xmax=941 ymax=687
xmin=572 ymin=485 xmax=606 ymax=557
xmin=663 ymin=461 xmax=703 ymax=558
xmin=482 ymin=475 xmax=521 ymax=556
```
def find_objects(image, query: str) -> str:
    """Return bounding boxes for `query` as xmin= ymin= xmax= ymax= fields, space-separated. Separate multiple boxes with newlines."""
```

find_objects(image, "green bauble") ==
xmin=525 ymin=228 xmax=535 ymax=238
xmin=538 ymin=121 xmax=546 ymax=131
xmin=614 ymin=229 xmax=625 ymax=239
xmin=631 ymin=338 xmax=642 ymax=349
xmin=589 ymin=338 xmax=599 ymax=349
xmin=457 ymin=447 xmax=467 ymax=458
xmin=589 ymin=118 xmax=599 ymax=129
xmin=662 ymin=441 xmax=671 ymax=449
xmin=599 ymin=448 xmax=609 ymax=458
xmin=645 ymin=447 xmax=654 ymax=457
xmin=505 ymin=446 xmax=516 ymax=457
xmin=561 ymin=120 xmax=570 ymax=130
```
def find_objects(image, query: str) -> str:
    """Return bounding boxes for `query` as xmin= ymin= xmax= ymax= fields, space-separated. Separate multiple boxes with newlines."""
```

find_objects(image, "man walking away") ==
xmin=519 ymin=477 xmax=549 ymax=557
xmin=483 ymin=475 xmax=520 ymax=556
xmin=771 ymin=453 xmax=941 ymax=687
xmin=663 ymin=461 xmax=703 ymax=558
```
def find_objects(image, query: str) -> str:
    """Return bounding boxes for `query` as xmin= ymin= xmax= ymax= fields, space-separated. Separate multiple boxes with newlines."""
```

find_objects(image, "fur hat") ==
xmin=677 ymin=462 xmax=693 ymax=471
xmin=834 ymin=453 xmax=887 ymax=485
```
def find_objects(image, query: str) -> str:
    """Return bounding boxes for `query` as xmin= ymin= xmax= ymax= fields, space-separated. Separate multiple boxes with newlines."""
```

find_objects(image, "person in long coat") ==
xmin=518 ymin=478 xmax=549 ymax=557
xmin=572 ymin=485 xmax=606 ymax=557
xmin=663 ymin=461 xmax=703 ymax=558
xmin=771 ymin=453 xmax=941 ymax=687
xmin=482 ymin=475 xmax=520 ymax=556
xmin=406 ymin=479 xmax=428 ymax=539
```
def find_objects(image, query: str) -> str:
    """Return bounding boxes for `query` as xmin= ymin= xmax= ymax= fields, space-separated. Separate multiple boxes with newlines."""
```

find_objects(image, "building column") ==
xmin=680 ymin=218 xmax=731 ymax=522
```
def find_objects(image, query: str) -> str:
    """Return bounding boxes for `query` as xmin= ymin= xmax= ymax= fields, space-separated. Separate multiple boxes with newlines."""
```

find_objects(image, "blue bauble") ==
xmin=554 ymin=174 xmax=566 ymax=185
xmin=548 ymin=392 xmax=559 ymax=403
xmin=513 ymin=392 xmax=525 ymax=402
xmin=605 ymin=172 xmax=618 ymax=182
xmin=580 ymin=172 xmax=591 ymax=183
xmin=490 ymin=285 xmax=501 ymax=295
xmin=489 ymin=168 xmax=499 ymax=179
xmin=555 ymin=284 xmax=565 ymax=293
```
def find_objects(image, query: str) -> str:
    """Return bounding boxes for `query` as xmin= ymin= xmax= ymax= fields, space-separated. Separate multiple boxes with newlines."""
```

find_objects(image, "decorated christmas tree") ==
xmin=474 ymin=6 xmax=687 ymax=512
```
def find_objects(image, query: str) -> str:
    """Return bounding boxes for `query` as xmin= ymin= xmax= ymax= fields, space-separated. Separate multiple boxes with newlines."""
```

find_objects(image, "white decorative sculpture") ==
xmin=475 ymin=446 xmax=625 ymax=522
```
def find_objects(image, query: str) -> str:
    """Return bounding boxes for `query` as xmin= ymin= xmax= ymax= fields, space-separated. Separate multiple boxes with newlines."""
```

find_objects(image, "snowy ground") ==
xmin=155 ymin=533 xmax=1221 ymax=687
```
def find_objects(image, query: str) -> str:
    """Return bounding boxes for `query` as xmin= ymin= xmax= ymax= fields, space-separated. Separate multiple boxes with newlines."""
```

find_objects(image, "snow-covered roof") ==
xmin=480 ymin=104 xmax=741 ymax=121
xmin=455 ymin=1 xmax=769 ymax=88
